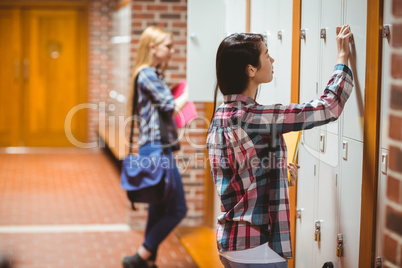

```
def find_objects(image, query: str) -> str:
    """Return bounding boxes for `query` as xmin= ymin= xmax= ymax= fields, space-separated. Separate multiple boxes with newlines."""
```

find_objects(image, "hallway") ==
xmin=0 ymin=149 xmax=197 ymax=267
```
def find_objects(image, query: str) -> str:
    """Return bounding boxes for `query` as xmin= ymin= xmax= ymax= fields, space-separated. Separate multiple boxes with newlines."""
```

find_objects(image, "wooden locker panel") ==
xmin=341 ymin=0 xmax=367 ymax=143
xmin=0 ymin=9 xmax=21 ymax=146
xmin=187 ymin=0 xmax=226 ymax=102
xmin=22 ymin=9 xmax=86 ymax=146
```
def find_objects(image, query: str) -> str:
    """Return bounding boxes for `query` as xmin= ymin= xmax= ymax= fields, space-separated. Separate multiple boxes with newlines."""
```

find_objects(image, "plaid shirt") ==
xmin=136 ymin=67 xmax=176 ymax=147
xmin=206 ymin=64 xmax=353 ymax=258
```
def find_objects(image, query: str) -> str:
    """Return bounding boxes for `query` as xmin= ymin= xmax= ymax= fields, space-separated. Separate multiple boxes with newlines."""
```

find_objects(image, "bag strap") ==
xmin=129 ymin=73 xmax=171 ymax=154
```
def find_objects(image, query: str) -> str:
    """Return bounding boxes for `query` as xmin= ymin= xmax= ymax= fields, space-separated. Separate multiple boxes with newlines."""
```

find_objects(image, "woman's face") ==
xmin=153 ymin=35 xmax=175 ymax=65
xmin=254 ymin=41 xmax=275 ymax=84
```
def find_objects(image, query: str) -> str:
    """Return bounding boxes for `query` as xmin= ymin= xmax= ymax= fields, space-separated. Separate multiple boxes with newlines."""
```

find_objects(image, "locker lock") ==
xmin=300 ymin=29 xmax=306 ymax=40
xmin=314 ymin=220 xmax=321 ymax=242
xmin=336 ymin=233 xmax=344 ymax=257
xmin=320 ymin=28 xmax=326 ymax=39
xmin=383 ymin=25 xmax=391 ymax=39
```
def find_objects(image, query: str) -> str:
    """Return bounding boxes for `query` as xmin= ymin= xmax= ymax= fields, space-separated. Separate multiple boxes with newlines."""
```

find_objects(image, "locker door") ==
xmin=250 ymin=0 xmax=279 ymax=105
xmin=271 ymin=0 xmax=293 ymax=105
xmin=225 ymin=0 xmax=246 ymax=35
xmin=295 ymin=145 xmax=318 ymax=268
xmin=187 ymin=0 xmax=226 ymax=102
xmin=341 ymin=0 xmax=367 ymax=142
xmin=315 ymin=131 xmax=340 ymax=267
xmin=338 ymin=138 xmax=363 ymax=268
xmin=375 ymin=0 xmax=393 ymax=261
xmin=319 ymin=0 xmax=342 ymax=135
xmin=299 ymin=0 xmax=320 ymax=152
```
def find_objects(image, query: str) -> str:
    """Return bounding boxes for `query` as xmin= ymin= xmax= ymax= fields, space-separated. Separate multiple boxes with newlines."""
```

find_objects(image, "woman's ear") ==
xmin=149 ymin=42 xmax=156 ymax=54
xmin=245 ymin=64 xmax=256 ymax=78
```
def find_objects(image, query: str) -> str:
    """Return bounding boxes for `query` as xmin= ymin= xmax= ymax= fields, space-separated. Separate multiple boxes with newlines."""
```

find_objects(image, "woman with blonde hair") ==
xmin=122 ymin=26 xmax=188 ymax=268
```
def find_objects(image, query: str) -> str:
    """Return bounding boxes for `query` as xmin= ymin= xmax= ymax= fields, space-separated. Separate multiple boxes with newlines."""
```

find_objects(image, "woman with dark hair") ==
xmin=207 ymin=26 xmax=353 ymax=267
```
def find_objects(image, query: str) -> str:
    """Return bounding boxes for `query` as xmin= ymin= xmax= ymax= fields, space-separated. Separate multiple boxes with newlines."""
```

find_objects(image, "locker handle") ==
xmin=342 ymin=141 xmax=348 ymax=160
xmin=320 ymin=134 xmax=325 ymax=152
xmin=320 ymin=28 xmax=326 ymax=39
xmin=300 ymin=29 xmax=306 ymax=40
xmin=277 ymin=30 xmax=283 ymax=40
xmin=381 ymin=153 xmax=388 ymax=175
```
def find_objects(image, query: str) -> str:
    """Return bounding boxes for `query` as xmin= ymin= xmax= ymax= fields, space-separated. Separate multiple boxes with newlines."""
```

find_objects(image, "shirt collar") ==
xmin=223 ymin=94 xmax=258 ymax=105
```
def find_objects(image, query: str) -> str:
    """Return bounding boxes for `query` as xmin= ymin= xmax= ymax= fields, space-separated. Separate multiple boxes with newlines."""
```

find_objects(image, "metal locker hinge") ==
xmin=320 ymin=28 xmax=326 ymax=39
xmin=314 ymin=220 xmax=321 ymax=242
xmin=375 ymin=256 xmax=382 ymax=268
xmin=336 ymin=233 xmax=344 ymax=257
xmin=296 ymin=208 xmax=304 ymax=219
xmin=383 ymin=25 xmax=391 ymax=39
xmin=277 ymin=30 xmax=283 ymax=40
xmin=300 ymin=29 xmax=306 ymax=40
xmin=381 ymin=153 xmax=388 ymax=175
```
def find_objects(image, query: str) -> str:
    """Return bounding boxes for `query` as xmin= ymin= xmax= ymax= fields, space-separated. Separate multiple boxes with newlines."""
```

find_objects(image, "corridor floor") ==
xmin=0 ymin=148 xmax=197 ymax=268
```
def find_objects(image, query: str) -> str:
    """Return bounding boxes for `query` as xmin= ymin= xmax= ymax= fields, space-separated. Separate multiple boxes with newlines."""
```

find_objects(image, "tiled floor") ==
xmin=0 ymin=149 xmax=197 ymax=268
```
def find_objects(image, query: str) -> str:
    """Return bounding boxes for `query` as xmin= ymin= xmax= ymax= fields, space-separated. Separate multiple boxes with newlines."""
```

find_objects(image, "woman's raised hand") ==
xmin=288 ymin=163 xmax=300 ymax=186
xmin=335 ymin=25 xmax=354 ymax=65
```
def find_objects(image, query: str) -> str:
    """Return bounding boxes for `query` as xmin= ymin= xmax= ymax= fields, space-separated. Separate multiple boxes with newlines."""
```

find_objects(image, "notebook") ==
xmin=171 ymin=80 xmax=198 ymax=128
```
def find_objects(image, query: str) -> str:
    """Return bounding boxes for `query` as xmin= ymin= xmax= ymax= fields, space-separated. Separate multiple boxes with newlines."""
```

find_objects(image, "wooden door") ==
xmin=0 ymin=9 xmax=21 ymax=146
xmin=22 ymin=9 xmax=87 ymax=146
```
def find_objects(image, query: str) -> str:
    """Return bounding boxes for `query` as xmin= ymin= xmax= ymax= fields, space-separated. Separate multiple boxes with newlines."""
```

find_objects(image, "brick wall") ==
xmin=88 ymin=0 xmax=117 ymax=143
xmin=383 ymin=0 xmax=402 ymax=267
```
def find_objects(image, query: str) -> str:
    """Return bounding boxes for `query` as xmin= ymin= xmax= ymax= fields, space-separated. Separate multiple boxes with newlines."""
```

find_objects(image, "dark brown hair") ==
xmin=211 ymin=33 xmax=264 ymax=121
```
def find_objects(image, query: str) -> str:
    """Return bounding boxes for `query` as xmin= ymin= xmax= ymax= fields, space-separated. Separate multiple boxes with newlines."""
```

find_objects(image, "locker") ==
xmin=315 ymin=132 xmax=340 ymax=266
xmin=224 ymin=0 xmax=246 ymax=35
xmin=319 ymin=0 xmax=343 ymax=135
xmin=299 ymin=0 xmax=321 ymax=152
xmin=295 ymin=145 xmax=318 ymax=268
xmin=375 ymin=0 xmax=393 ymax=262
xmin=250 ymin=0 xmax=293 ymax=106
xmin=338 ymin=138 xmax=363 ymax=268
xmin=341 ymin=0 xmax=367 ymax=142
xmin=187 ymin=0 xmax=226 ymax=102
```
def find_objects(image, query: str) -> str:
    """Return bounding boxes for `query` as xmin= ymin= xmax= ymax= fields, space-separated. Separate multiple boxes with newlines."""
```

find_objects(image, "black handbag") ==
xmin=120 ymin=74 xmax=178 ymax=210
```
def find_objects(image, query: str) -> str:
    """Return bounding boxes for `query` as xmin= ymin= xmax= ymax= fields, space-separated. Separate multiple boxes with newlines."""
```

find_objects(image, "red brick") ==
xmin=391 ymin=54 xmax=402 ymax=79
xmin=387 ymin=176 xmax=401 ymax=203
xmin=389 ymin=146 xmax=402 ymax=174
xmin=391 ymin=84 xmax=402 ymax=110
xmin=146 ymin=4 xmax=169 ymax=11
xmin=384 ymin=234 xmax=398 ymax=264
xmin=393 ymin=0 xmax=402 ymax=16
xmin=389 ymin=115 xmax=402 ymax=141
xmin=392 ymin=23 xmax=402 ymax=48
xmin=386 ymin=205 xmax=402 ymax=236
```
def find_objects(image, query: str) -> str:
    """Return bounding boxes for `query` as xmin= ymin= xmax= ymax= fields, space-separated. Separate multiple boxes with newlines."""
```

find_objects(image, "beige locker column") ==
xmin=375 ymin=0 xmax=393 ymax=266
xmin=295 ymin=0 xmax=321 ymax=266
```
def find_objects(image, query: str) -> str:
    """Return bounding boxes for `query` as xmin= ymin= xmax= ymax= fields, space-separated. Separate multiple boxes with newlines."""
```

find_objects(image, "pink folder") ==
xmin=171 ymin=80 xmax=198 ymax=128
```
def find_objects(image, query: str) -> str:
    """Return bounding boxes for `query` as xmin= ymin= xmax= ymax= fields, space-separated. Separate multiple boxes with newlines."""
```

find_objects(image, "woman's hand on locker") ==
xmin=335 ymin=25 xmax=354 ymax=66
xmin=288 ymin=163 xmax=300 ymax=186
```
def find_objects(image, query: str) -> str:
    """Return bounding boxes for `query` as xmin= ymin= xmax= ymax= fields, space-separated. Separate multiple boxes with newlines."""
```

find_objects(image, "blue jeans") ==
xmin=139 ymin=142 xmax=187 ymax=260
xmin=219 ymin=256 xmax=288 ymax=268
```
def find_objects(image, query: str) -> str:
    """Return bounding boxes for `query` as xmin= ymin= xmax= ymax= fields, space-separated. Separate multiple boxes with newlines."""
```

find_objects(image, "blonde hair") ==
xmin=132 ymin=26 xmax=173 ymax=78
xmin=127 ymin=26 xmax=173 ymax=117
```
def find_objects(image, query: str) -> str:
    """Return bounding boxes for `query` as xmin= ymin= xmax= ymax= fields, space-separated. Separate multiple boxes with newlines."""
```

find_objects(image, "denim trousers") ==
xmin=219 ymin=256 xmax=288 ymax=268
xmin=139 ymin=142 xmax=187 ymax=260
